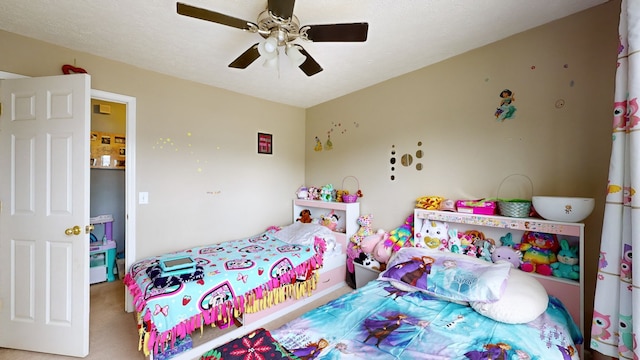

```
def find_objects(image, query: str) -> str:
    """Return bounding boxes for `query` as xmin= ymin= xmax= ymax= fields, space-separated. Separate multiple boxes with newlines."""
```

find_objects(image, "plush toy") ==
xmin=354 ymin=252 xmax=382 ymax=271
xmin=518 ymin=231 xmax=559 ymax=276
xmin=489 ymin=233 xmax=521 ymax=267
xmin=384 ymin=215 xmax=414 ymax=251
xmin=320 ymin=184 xmax=335 ymax=202
xmin=446 ymin=229 xmax=463 ymax=253
xmin=307 ymin=186 xmax=321 ymax=200
xmin=296 ymin=186 xmax=309 ymax=199
xmin=551 ymin=239 xmax=580 ymax=280
xmin=350 ymin=214 xmax=374 ymax=246
xmin=491 ymin=245 xmax=523 ymax=268
xmin=296 ymin=209 xmax=312 ymax=223
xmin=347 ymin=214 xmax=374 ymax=276
xmin=415 ymin=220 xmax=448 ymax=250
xmin=361 ymin=229 xmax=393 ymax=266
xmin=320 ymin=210 xmax=339 ymax=231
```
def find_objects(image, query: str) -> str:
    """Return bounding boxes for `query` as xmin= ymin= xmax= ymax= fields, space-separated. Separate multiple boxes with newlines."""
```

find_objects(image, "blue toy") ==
xmin=550 ymin=239 xmax=580 ymax=280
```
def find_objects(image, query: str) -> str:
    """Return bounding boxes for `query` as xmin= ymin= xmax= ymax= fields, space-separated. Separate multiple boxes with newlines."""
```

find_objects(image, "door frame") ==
xmin=91 ymin=90 xmax=137 ymax=312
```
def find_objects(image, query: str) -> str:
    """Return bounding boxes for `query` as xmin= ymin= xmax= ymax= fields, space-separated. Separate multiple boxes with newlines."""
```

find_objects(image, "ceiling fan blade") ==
xmin=177 ymin=2 xmax=256 ymax=31
xmin=228 ymin=44 xmax=261 ymax=69
xmin=295 ymin=46 xmax=323 ymax=76
xmin=267 ymin=0 xmax=296 ymax=22
xmin=301 ymin=23 xmax=369 ymax=42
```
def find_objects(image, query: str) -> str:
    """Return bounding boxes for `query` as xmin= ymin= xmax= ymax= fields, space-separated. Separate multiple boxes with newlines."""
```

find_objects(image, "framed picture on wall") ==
xmin=258 ymin=132 xmax=272 ymax=155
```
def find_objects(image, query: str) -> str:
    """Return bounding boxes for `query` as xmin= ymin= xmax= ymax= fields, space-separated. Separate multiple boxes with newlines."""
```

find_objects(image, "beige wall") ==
xmin=0 ymin=30 xmax=307 ymax=258
xmin=0 ymin=0 xmax=621 ymax=354
xmin=305 ymin=0 xmax=619 ymax=351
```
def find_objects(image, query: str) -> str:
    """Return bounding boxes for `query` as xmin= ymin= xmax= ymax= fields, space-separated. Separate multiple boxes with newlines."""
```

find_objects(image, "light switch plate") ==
xmin=139 ymin=192 xmax=149 ymax=204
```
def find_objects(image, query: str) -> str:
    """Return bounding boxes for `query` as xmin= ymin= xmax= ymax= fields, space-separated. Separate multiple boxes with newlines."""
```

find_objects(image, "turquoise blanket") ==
xmin=124 ymin=227 xmax=325 ymax=356
xmin=271 ymin=280 xmax=582 ymax=359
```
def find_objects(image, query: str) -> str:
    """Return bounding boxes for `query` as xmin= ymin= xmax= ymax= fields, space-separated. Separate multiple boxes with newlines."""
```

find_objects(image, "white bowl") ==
xmin=531 ymin=196 xmax=595 ymax=223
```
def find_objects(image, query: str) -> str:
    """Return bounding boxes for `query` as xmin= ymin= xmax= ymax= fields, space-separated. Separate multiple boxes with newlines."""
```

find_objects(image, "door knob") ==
xmin=86 ymin=224 xmax=94 ymax=234
xmin=65 ymin=225 xmax=82 ymax=236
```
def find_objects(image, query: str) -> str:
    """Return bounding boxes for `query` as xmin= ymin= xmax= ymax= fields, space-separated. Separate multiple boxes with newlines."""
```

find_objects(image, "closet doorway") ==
xmin=91 ymin=89 xmax=137 ymax=311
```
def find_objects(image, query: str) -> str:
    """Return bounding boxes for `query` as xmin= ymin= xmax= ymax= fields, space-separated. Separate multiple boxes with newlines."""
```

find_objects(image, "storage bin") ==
xmin=354 ymin=262 xmax=380 ymax=289
xmin=90 ymin=265 xmax=107 ymax=284
xmin=455 ymin=199 xmax=497 ymax=215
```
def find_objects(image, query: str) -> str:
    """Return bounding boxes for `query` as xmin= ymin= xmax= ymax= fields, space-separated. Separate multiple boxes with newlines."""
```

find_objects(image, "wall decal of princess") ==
xmin=495 ymin=89 xmax=516 ymax=121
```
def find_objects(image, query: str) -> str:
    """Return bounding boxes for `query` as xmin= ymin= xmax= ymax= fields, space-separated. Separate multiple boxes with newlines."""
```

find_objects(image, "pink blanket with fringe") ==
xmin=124 ymin=227 xmax=326 ymax=356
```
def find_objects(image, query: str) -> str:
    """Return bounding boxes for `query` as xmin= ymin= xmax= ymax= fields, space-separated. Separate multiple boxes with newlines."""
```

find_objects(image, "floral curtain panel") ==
xmin=591 ymin=1 xmax=640 ymax=358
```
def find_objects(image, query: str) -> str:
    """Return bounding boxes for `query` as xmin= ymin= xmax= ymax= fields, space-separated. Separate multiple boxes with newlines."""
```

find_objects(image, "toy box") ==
xmin=455 ymin=199 xmax=497 ymax=215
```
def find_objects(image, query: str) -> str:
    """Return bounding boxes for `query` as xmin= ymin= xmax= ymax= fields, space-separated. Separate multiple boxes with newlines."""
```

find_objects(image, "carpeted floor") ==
xmin=0 ymin=280 xmax=351 ymax=359
xmin=0 ymin=280 xmax=141 ymax=360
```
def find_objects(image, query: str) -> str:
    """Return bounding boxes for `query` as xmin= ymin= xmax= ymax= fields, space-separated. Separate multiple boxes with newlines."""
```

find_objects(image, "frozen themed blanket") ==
xmin=270 ymin=280 xmax=582 ymax=360
xmin=124 ymin=227 xmax=326 ymax=356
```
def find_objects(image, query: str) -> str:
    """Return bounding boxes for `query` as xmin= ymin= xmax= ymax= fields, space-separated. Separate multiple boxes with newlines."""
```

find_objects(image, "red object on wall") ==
xmin=62 ymin=64 xmax=88 ymax=74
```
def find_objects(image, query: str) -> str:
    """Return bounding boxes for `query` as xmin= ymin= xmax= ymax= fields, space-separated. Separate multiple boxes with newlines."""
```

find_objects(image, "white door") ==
xmin=0 ymin=74 xmax=91 ymax=357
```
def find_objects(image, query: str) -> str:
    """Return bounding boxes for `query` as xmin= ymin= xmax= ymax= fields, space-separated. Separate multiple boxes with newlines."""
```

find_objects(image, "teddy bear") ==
xmin=360 ymin=229 xmax=393 ymax=269
xmin=517 ymin=231 xmax=559 ymax=276
xmin=551 ymin=239 xmax=580 ymax=280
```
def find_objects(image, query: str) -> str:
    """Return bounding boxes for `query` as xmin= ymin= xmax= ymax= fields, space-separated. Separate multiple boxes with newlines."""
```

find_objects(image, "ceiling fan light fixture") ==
xmin=286 ymin=44 xmax=306 ymax=67
xmin=258 ymin=36 xmax=279 ymax=59
xmin=263 ymin=55 xmax=279 ymax=69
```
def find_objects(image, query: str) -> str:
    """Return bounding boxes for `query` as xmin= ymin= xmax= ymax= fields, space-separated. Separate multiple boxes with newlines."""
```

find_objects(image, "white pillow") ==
xmin=274 ymin=222 xmax=336 ymax=247
xmin=470 ymin=269 xmax=548 ymax=324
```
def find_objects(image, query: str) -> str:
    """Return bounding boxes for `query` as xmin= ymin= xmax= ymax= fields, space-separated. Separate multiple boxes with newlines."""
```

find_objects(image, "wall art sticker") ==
xmin=494 ymin=89 xmax=516 ymax=121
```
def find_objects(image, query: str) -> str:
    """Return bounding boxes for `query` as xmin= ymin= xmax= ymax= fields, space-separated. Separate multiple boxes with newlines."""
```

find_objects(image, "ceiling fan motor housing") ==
xmin=257 ymin=10 xmax=300 ymax=45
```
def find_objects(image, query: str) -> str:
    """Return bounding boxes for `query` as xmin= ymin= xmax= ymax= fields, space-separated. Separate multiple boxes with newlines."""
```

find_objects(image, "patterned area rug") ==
xmin=200 ymin=328 xmax=297 ymax=360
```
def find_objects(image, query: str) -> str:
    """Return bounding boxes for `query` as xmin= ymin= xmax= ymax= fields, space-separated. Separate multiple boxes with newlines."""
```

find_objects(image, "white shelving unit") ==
xmin=242 ymin=199 xmax=358 ymax=321
xmin=414 ymin=209 xmax=585 ymax=340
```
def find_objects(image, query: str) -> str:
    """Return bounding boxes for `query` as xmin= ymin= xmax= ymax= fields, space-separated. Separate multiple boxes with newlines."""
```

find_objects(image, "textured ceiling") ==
xmin=0 ymin=0 xmax=607 ymax=108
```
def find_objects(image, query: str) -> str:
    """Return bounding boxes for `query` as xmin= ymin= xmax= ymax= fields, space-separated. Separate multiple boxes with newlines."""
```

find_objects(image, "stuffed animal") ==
xmin=320 ymin=184 xmax=335 ymax=202
xmin=347 ymin=214 xmax=374 ymax=276
xmin=415 ymin=220 xmax=448 ymax=250
xmin=296 ymin=209 xmax=312 ymax=223
xmin=551 ymin=239 xmax=580 ymax=280
xmin=491 ymin=246 xmax=523 ymax=268
xmin=490 ymin=233 xmax=521 ymax=267
xmin=296 ymin=186 xmax=309 ymax=199
xmin=518 ymin=231 xmax=559 ymax=276
xmin=384 ymin=215 xmax=414 ymax=251
xmin=350 ymin=214 xmax=374 ymax=246
xmin=361 ymin=229 xmax=393 ymax=266
xmin=446 ymin=229 xmax=463 ymax=253
xmin=354 ymin=252 xmax=382 ymax=271
xmin=320 ymin=210 xmax=339 ymax=231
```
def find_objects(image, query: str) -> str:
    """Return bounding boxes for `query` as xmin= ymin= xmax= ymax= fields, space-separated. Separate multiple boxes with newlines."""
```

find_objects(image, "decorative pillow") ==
xmin=379 ymin=247 xmax=510 ymax=303
xmin=470 ymin=268 xmax=549 ymax=324
xmin=274 ymin=222 xmax=336 ymax=247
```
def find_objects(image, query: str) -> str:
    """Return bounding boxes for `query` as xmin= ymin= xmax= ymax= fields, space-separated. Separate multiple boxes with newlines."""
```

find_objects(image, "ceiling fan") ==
xmin=176 ymin=0 xmax=369 ymax=76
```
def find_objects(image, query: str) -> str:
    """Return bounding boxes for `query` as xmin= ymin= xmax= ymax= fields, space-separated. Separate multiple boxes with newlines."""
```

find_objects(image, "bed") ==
xmin=124 ymin=222 xmax=339 ymax=358
xmin=265 ymin=247 xmax=583 ymax=360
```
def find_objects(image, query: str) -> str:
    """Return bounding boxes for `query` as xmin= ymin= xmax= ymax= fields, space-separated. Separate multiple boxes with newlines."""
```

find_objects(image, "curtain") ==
xmin=591 ymin=1 xmax=640 ymax=358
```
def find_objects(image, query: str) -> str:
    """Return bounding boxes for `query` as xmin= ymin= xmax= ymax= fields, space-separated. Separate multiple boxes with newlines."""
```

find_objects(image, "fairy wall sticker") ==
xmin=495 ymin=89 xmax=516 ymax=121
